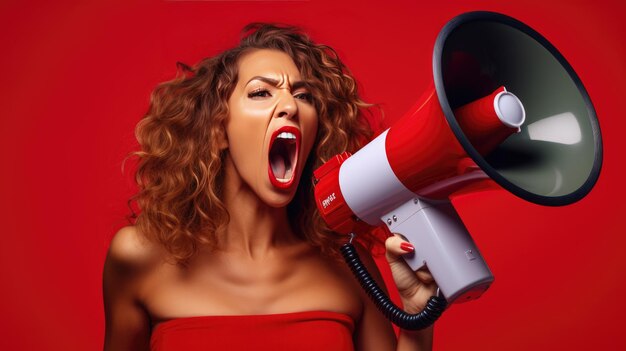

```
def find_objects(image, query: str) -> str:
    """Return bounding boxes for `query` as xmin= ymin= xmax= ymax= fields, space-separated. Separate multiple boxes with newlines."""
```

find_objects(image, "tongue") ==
xmin=270 ymin=153 xmax=286 ymax=179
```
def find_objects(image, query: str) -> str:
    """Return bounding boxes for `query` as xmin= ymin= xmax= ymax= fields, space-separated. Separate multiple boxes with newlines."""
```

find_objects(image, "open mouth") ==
xmin=268 ymin=126 xmax=301 ymax=189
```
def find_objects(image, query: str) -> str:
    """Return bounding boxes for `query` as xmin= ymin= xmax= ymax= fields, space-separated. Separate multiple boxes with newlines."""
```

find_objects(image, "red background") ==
xmin=1 ymin=0 xmax=625 ymax=350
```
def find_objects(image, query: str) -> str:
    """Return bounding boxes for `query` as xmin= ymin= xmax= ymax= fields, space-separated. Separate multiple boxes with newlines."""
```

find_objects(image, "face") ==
xmin=224 ymin=49 xmax=319 ymax=207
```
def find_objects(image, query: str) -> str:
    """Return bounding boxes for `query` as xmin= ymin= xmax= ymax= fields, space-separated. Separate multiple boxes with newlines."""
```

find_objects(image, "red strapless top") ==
xmin=150 ymin=311 xmax=355 ymax=351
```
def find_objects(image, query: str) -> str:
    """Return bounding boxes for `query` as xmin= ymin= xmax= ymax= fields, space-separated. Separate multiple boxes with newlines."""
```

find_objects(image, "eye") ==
xmin=294 ymin=92 xmax=313 ymax=103
xmin=248 ymin=89 xmax=271 ymax=99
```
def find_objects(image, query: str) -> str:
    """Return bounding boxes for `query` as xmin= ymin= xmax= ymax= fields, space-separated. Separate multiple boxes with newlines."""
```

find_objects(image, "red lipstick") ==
xmin=268 ymin=126 xmax=301 ymax=189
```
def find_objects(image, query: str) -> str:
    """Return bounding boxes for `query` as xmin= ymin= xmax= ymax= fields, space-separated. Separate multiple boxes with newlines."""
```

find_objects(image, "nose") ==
xmin=275 ymin=92 xmax=298 ymax=120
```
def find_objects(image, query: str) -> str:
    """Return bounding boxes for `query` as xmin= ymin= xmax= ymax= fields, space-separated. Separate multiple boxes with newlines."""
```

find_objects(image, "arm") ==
xmin=352 ymin=242 xmax=398 ymax=351
xmin=103 ymin=226 xmax=152 ymax=351
xmin=386 ymin=234 xmax=438 ymax=351
xmin=353 ymin=237 xmax=437 ymax=351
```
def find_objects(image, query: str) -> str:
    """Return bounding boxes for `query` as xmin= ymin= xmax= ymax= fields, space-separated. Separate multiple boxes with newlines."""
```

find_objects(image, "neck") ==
xmin=220 ymin=157 xmax=299 ymax=258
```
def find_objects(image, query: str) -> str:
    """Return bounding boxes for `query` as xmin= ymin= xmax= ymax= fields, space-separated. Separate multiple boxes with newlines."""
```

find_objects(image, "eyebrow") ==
xmin=246 ymin=76 xmax=310 ymax=90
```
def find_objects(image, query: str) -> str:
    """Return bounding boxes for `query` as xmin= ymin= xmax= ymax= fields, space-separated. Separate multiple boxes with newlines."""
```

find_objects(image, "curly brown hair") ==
xmin=131 ymin=23 xmax=375 ymax=263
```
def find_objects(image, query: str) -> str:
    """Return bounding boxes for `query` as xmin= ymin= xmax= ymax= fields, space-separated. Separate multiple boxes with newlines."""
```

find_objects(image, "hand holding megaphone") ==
xmin=385 ymin=235 xmax=438 ymax=314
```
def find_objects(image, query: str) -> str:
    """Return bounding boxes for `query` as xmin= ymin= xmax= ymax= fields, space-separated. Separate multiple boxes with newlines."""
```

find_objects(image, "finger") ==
xmin=384 ymin=234 xmax=420 ymax=295
xmin=385 ymin=234 xmax=435 ymax=287
xmin=415 ymin=267 xmax=435 ymax=284
xmin=384 ymin=234 xmax=415 ymax=262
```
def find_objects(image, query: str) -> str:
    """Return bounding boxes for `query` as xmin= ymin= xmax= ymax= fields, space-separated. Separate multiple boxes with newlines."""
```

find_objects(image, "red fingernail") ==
xmin=400 ymin=242 xmax=414 ymax=252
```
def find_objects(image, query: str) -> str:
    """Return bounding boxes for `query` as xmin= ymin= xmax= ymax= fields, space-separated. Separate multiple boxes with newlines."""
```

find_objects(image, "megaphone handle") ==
xmin=340 ymin=241 xmax=448 ymax=330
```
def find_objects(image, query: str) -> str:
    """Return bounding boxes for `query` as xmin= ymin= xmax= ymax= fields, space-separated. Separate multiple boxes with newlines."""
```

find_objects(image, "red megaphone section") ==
xmin=385 ymin=85 xmax=521 ymax=199
xmin=314 ymin=85 xmax=524 ymax=234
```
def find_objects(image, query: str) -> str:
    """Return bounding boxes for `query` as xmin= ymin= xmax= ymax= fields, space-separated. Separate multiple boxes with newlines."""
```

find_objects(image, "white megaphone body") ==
xmin=313 ymin=11 xmax=603 ymax=323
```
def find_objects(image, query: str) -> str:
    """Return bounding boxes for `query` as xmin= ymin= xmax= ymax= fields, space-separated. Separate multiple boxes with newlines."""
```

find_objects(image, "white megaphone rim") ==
xmin=432 ymin=11 xmax=603 ymax=206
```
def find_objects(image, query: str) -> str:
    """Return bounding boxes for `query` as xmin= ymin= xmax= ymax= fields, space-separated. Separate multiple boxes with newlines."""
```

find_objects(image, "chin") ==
xmin=263 ymin=192 xmax=296 ymax=209
xmin=260 ymin=177 xmax=302 ymax=208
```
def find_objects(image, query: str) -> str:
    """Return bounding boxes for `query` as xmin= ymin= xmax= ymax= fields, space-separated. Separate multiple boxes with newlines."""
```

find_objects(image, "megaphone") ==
xmin=313 ymin=11 xmax=602 ymax=329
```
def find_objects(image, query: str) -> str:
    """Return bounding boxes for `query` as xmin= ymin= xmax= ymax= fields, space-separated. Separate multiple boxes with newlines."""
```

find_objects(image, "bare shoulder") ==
xmin=341 ymin=241 xmax=397 ymax=350
xmin=105 ymin=226 xmax=161 ymax=274
xmin=353 ymin=241 xmax=386 ymax=286
xmin=103 ymin=226 xmax=163 ymax=308
xmin=103 ymin=226 xmax=156 ymax=350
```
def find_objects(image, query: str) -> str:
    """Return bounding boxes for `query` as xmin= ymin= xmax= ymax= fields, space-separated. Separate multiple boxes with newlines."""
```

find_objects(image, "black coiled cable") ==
xmin=341 ymin=242 xmax=448 ymax=330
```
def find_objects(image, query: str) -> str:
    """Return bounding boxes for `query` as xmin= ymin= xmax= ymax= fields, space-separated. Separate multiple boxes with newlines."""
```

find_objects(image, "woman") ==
xmin=103 ymin=23 xmax=438 ymax=351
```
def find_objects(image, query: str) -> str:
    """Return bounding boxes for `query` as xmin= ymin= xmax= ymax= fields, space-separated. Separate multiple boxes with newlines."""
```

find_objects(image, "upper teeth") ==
xmin=277 ymin=132 xmax=296 ymax=140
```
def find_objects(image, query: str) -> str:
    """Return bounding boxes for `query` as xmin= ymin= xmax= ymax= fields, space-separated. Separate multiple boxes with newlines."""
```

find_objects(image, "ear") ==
xmin=217 ymin=128 xmax=228 ymax=150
